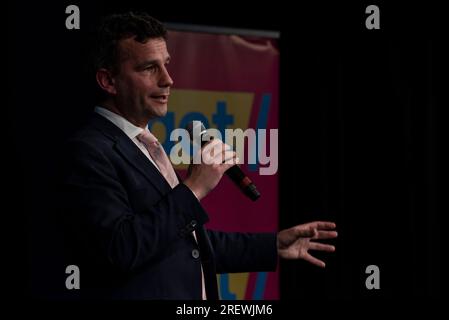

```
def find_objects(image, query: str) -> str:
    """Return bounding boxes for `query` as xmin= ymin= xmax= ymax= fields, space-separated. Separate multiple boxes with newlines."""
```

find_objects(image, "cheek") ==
xmin=116 ymin=72 xmax=156 ymax=98
xmin=118 ymin=74 xmax=143 ymax=91
xmin=134 ymin=76 xmax=155 ymax=94
xmin=115 ymin=76 xmax=133 ymax=94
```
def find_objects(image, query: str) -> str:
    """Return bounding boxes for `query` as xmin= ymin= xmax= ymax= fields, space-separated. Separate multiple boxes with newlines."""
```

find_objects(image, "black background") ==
xmin=7 ymin=1 xmax=443 ymax=302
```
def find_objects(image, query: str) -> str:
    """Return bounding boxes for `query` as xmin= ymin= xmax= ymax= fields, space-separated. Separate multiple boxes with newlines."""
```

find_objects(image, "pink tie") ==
xmin=137 ymin=129 xmax=207 ymax=299
xmin=137 ymin=129 xmax=179 ymax=188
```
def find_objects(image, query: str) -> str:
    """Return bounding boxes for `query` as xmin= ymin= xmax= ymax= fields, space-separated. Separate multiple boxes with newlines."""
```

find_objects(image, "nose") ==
xmin=159 ymin=65 xmax=174 ymax=88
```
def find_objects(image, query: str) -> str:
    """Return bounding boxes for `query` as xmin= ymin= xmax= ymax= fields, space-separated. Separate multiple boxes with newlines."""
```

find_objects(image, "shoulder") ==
xmin=65 ymin=112 xmax=119 ymax=154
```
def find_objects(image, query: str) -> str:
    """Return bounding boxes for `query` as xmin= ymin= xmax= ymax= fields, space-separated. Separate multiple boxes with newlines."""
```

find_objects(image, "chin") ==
xmin=146 ymin=106 xmax=167 ymax=119
xmin=157 ymin=106 xmax=168 ymax=117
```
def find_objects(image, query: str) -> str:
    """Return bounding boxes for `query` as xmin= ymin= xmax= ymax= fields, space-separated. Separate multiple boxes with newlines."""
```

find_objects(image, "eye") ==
xmin=145 ymin=65 xmax=157 ymax=73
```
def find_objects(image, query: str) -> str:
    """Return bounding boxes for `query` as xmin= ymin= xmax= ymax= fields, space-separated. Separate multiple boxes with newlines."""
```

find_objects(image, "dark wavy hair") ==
xmin=92 ymin=12 xmax=167 ymax=75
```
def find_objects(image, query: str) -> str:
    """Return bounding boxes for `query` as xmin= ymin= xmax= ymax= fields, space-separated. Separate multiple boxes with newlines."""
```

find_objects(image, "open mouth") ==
xmin=150 ymin=94 xmax=169 ymax=104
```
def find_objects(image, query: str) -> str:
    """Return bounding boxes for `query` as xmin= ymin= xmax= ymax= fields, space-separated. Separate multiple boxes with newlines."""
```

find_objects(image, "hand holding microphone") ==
xmin=183 ymin=121 xmax=261 ymax=201
xmin=183 ymin=138 xmax=238 ymax=200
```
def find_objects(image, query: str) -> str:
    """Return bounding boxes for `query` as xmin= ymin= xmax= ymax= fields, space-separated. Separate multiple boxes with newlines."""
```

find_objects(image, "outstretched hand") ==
xmin=277 ymin=221 xmax=337 ymax=268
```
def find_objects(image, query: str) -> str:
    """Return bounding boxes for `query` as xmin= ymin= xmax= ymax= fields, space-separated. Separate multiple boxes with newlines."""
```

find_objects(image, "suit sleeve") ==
xmin=207 ymin=230 xmax=278 ymax=273
xmin=59 ymin=140 xmax=209 ymax=273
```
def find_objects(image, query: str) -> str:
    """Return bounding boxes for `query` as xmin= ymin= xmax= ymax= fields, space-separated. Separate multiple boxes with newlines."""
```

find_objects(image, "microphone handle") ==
xmin=225 ymin=165 xmax=260 ymax=201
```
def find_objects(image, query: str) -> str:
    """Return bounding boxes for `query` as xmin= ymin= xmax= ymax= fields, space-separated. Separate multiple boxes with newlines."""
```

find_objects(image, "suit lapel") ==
xmin=89 ymin=112 xmax=172 ymax=195
xmin=115 ymin=136 xmax=172 ymax=195
xmin=109 ymin=123 xmax=199 ymax=246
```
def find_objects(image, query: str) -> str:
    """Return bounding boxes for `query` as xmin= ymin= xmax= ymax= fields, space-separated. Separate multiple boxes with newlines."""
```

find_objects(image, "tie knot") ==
xmin=137 ymin=129 xmax=159 ymax=147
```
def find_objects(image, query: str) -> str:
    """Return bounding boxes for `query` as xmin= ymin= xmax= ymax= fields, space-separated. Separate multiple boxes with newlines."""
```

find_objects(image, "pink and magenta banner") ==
xmin=149 ymin=29 xmax=279 ymax=299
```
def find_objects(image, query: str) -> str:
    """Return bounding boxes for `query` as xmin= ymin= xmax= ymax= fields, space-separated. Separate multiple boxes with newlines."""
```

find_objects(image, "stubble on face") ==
xmin=112 ymin=37 xmax=173 ymax=128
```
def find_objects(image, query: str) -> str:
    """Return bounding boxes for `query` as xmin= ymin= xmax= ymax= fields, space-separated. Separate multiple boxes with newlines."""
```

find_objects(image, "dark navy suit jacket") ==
xmin=58 ymin=112 xmax=277 ymax=300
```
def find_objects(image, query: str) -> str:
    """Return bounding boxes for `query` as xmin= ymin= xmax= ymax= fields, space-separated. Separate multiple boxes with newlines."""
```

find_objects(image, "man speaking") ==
xmin=59 ymin=11 xmax=337 ymax=299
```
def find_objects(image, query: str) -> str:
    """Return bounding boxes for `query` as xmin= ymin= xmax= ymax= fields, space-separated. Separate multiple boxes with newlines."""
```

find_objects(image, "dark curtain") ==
xmin=7 ymin=1 xmax=442 ymax=299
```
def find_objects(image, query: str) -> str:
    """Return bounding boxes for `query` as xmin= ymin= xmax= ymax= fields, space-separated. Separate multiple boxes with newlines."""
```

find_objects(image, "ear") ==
xmin=96 ymin=68 xmax=117 ymax=95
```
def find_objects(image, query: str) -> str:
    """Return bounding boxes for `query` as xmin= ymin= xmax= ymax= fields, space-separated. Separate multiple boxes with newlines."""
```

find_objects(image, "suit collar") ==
xmin=88 ymin=112 xmax=173 ymax=195
xmin=94 ymin=106 xmax=143 ymax=141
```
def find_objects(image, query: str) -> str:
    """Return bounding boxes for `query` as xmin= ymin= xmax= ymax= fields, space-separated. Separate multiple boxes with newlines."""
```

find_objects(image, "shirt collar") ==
xmin=94 ymin=106 xmax=144 ymax=140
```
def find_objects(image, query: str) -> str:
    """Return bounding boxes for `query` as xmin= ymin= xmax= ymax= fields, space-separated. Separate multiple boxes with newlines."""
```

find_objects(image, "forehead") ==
xmin=118 ymin=37 xmax=169 ymax=63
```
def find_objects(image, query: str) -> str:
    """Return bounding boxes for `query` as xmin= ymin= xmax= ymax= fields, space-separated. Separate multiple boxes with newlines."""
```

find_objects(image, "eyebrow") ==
xmin=136 ymin=56 xmax=171 ymax=69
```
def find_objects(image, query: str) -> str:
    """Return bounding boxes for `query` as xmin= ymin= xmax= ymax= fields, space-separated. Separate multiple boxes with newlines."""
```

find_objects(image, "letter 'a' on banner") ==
xmin=148 ymin=23 xmax=279 ymax=300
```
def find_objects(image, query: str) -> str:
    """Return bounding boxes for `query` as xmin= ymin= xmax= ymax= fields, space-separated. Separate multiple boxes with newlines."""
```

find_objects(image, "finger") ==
xmin=219 ymin=150 xmax=237 ymax=164
xmin=203 ymin=142 xmax=231 ymax=164
xmin=315 ymin=221 xmax=337 ymax=230
xmin=202 ymin=140 xmax=223 ymax=163
xmin=222 ymin=143 xmax=232 ymax=152
xmin=293 ymin=226 xmax=316 ymax=238
xmin=214 ymin=140 xmax=231 ymax=154
xmin=222 ymin=159 xmax=239 ymax=171
xmin=309 ymin=242 xmax=335 ymax=252
xmin=304 ymin=253 xmax=326 ymax=268
xmin=315 ymin=230 xmax=338 ymax=239
xmin=223 ymin=154 xmax=239 ymax=165
xmin=202 ymin=137 xmax=221 ymax=148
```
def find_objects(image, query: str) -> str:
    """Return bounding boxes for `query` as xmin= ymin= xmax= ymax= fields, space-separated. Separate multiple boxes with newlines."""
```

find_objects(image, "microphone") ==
xmin=186 ymin=121 xmax=261 ymax=201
